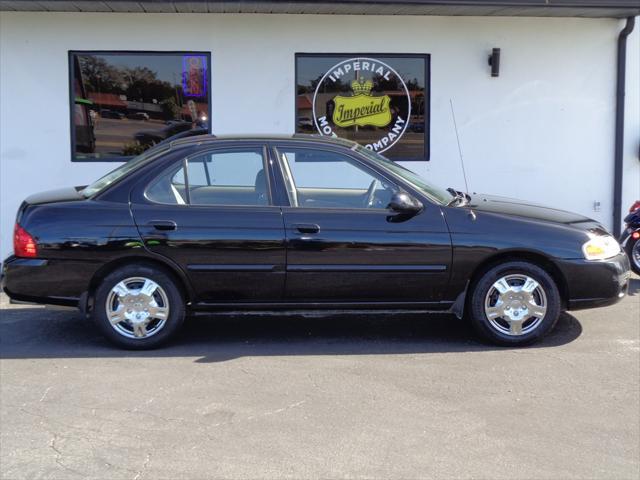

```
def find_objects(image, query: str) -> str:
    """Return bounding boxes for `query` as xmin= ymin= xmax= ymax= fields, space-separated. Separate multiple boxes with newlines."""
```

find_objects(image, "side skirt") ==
xmin=189 ymin=301 xmax=455 ymax=317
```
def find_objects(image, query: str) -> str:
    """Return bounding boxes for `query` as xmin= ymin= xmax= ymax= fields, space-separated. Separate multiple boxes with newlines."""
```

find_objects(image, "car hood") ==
xmin=24 ymin=187 xmax=85 ymax=205
xmin=467 ymin=193 xmax=603 ymax=231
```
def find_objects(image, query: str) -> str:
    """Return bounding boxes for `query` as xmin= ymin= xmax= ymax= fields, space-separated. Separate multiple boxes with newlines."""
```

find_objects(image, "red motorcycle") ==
xmin=620 ymin=200 xmax=640 ymax=275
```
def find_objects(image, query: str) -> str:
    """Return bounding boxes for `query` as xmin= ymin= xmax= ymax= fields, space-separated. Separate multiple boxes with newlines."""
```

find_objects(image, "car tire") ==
xmin=625 ymin=237 xmax=640 ymax=276
xmin=92 ymin=264 xmax=185 ymax=349
xmin=468 ymin=261 xmax=561 ymax=347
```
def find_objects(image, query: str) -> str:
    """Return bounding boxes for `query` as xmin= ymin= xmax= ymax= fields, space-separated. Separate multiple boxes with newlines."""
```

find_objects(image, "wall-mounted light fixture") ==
xmin=488 ymin=48 xmax=501 ymax=77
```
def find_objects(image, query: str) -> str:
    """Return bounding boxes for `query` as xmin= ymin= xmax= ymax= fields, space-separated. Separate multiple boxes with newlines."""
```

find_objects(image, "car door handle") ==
xmin=293 ymin=223 xmax=320 ymax=234
xmin=147 ymin=220 xmax=177 ymax=231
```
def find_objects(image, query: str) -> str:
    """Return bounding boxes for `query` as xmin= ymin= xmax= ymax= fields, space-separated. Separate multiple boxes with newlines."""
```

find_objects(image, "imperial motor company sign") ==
xmin=312 ymin=57 xmax=411 ymax=153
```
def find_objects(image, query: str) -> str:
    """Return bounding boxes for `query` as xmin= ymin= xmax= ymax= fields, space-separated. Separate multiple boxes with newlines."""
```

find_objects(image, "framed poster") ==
xmin=296 ymin=54 xmax=430 ymax=161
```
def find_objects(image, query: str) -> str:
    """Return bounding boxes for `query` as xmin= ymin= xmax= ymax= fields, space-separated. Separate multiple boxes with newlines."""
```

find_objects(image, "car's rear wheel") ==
xmin=468 ymin=261 xmax=561 ymax=346
xmin=92 ymin=264 xmax=185 ymax=349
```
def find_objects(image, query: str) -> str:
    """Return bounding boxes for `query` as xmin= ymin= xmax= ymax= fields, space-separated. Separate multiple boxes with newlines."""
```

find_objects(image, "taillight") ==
xmin=14 ymin=224 xmax=38 ymax=258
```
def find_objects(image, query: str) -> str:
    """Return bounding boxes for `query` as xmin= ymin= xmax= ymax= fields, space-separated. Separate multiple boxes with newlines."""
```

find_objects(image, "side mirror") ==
xmin=388 ymin=192 xmax=423 ymax=214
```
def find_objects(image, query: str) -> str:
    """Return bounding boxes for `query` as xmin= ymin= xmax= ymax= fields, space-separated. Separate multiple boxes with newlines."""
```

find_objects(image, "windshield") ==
xmin=81 ymin=145 xmax=170 ymax=198
xmin=354 ymin=145 xmax=453 ymax=205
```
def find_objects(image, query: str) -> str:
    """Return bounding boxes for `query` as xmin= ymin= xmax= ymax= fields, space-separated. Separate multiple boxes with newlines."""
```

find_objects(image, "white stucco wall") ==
xmin=1 ymin=12 xmax=639 ymax=260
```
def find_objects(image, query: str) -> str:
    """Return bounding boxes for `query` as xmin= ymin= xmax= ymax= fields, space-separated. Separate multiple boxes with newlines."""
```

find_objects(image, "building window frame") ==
xmin=68 ymin=50 xmax=212 ymax=163
xmin=295 ymin=52 xmax=431 ymax=162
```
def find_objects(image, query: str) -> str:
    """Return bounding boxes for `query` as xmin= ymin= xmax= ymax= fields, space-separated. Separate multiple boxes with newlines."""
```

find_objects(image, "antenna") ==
xmin=449 ymin=99 xmax=470 ymax=194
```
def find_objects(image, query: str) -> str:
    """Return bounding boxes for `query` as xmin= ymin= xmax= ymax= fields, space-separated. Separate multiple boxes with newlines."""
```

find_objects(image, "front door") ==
xmin=272 ymin=144 xmax=451 ymax=304
xmin=131 ymin=145 xmax=286 ymax=304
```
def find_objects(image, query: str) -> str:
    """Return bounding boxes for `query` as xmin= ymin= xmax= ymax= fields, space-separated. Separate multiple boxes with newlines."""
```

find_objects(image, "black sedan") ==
xmin=134 ymin=121 xmax=194 ymax=148
xmin=2 ymin=135 xmax=630 ymax=349
xmin=99 ymin=109 xmax=125 ymax=120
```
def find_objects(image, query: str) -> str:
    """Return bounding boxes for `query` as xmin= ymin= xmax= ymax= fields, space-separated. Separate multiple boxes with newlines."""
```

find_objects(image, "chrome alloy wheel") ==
xmin=484 ymin=274 xmax=548 ymax=336
xmin=105 ymin=277 xmax=169 ymax=339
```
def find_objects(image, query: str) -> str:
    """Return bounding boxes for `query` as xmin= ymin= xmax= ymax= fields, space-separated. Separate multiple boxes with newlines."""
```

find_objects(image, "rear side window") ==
xmin=146 ymin=148 xmax=269 ymax=206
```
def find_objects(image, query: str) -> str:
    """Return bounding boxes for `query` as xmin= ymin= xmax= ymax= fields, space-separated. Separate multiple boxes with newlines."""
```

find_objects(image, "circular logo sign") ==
xmin=312 ymin=57 xmax=411 ymax=153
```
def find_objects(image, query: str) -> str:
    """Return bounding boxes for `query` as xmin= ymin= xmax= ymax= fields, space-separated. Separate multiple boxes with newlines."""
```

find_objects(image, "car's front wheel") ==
xmin=92 ymin=264 xmax=185 ymax=349
xmin=468 ymin=261 xmax=561 ymax=346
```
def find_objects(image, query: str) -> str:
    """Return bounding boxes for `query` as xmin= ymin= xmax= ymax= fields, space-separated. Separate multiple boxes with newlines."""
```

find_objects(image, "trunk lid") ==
xmin=23 ymin=187 xmax=85 ymax=206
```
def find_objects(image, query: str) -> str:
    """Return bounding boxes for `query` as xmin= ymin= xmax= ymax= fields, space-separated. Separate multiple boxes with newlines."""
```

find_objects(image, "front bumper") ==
xmin=556 ymin=252 xmax=630 ymax=310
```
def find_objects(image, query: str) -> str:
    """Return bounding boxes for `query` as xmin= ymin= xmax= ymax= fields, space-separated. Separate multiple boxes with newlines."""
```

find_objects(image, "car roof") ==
xmin=167 ymin=133 xmax=359 ymax=150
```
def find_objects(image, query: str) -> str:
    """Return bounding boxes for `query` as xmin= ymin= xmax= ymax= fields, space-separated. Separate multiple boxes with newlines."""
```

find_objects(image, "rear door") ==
xmin=272 ymin=143 xmax=452 ymax=305
xmin=130 ymin=144 xmax=286 ymax=304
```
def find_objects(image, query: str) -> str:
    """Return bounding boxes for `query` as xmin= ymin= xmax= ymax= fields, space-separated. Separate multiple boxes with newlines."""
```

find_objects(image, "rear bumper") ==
xmin=556 ymin=252 xmax=630 ymax=310
xmin=2 ymin=256 xmax=85 ymax=307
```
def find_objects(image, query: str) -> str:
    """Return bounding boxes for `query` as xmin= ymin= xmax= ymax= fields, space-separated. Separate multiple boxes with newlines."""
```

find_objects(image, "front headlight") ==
xmin=582 ymin=235 xmax=621 ymax=260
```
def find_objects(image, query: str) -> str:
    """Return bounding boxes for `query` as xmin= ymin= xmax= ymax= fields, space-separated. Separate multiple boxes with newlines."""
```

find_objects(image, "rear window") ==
xmin=82 ymin=145 xmax=169 ymax=198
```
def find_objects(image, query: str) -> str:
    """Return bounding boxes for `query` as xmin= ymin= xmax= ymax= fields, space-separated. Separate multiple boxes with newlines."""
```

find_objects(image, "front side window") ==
xmin=277 ymin=147 xmax=398 ymax=209
xmin=354 ymin=145 xmax=452 ymax=205
xmin=146 ymin=149 xmax=269 ymax=206
xmin=70 ymin=51 xmax=210 ymax=161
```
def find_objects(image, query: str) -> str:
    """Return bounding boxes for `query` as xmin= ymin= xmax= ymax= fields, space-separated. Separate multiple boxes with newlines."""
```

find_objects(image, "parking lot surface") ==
xmin=1 ymin=279 xmax=639 ymax=480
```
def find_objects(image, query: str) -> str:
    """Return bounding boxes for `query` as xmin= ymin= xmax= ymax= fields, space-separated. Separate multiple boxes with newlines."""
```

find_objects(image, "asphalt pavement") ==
xmin=1 ymin=279 xmax=638 ymax=480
